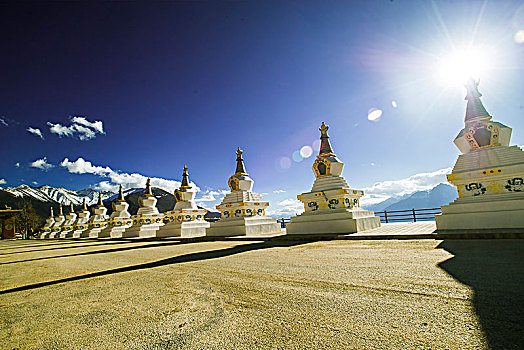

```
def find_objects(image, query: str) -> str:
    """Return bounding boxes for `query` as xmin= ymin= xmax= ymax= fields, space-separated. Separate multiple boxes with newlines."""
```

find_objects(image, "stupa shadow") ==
xmin=0 ymin=241 xmax=185 ymax=265
xmin=437 ymin=239 xmax=524 ymax=349
xmin=0 ymin=240 xmax=134 ymax=256
xmin=0 ymin=240 xmax=310 ymax=295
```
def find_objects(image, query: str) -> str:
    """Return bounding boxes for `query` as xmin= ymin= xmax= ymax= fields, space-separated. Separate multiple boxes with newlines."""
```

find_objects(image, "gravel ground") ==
xmin=0 ymin=238 xmax=522 ymax=349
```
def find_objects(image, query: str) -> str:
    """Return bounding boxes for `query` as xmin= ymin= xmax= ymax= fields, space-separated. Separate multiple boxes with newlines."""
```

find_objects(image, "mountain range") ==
xmin=0 ymin=185 xmax=185 ymax=219
xmin=363 ymin=183 xmax=458 ymax=212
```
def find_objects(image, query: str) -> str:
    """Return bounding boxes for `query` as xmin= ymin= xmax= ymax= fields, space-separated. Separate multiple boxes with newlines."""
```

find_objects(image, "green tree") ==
xmin=13 ymin=202 xmax=44 ymax=239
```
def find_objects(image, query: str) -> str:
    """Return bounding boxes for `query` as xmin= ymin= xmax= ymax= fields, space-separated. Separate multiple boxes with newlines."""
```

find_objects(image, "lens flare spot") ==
xmin=391 ymin=100 xmax=398 ymax=108
xmin=300 ymin=145 xmax=313 ymax=158
xmin=515 ymin=30 xmax=524 ymax=44
xmin=292 ymin=150 xmax=303 ymax=162
xmin=279 ymin=157 xmax=291 ymax=169
xmin=367 ymin=108 xmax=383 ymax=122
xmin=312 ymin=139 xmax=320 ymax=151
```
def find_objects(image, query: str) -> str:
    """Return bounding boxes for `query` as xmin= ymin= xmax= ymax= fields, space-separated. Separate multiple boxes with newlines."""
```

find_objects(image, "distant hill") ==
xmin=365 ymin=183 xmax=458 ymax=212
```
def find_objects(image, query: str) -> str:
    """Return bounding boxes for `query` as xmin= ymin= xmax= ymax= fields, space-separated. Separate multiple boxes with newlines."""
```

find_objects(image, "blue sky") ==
xmin=1 ymin=1 xmax=523 ymax=216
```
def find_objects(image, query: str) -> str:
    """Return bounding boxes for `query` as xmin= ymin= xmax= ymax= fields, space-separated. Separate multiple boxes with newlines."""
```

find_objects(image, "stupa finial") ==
xmin=97 ymin=191 xmax=104 ymax=207
xmin=49 ymin=206 xmax=54 ymax=218
xmin=70 ymin=202 xmax=74 ymax=213
xmin=143 ymin=178 xmax=153 ymax=197
xmin=464 ymin=79 xmax=491 ymax=123
xmin=117 ymin=184 xmax=125 ymax=202
xmin=180 ymin=165 xmax=192 ymax=190
xmin=58 ymin=204 xmax=63 ymax=216
xmin=235 ymin=148 xmax=248 ymax=175
xmin=318 ymin=122 xmax=335 ymax=157
xmin=82 ymin=198 xmax=87 ymax=211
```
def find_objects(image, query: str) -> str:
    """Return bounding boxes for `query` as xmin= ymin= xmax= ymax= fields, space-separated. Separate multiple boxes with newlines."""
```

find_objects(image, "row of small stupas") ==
xmin=39 ymin=80 xmax=524 ymax=238
xmin=39 ymin=120 xmax=380 ymax=239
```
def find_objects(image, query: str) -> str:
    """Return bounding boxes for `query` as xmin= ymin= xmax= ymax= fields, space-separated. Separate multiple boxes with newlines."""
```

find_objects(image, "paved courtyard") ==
xmin=1 ymin=237 xmax=522 ymax=349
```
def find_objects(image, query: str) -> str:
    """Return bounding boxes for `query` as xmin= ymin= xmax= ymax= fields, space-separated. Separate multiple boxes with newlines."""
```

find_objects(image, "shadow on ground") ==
xmin=0 ymin=240 xmax=307 ymax=295
xmin=437 ymin=239 xmax=524 ymax=349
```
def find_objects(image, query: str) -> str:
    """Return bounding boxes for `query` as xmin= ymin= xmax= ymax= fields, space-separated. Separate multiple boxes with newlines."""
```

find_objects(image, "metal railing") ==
xmin=277 ymin=218 xmax=291 ymax=228
xmin=374 ymin=207 xmax=441 ymax=223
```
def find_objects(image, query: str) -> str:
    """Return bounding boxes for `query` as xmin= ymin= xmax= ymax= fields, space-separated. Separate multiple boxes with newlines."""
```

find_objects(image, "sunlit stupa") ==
xmin=39 ymin=207 xmax=55 ymax=238
xmin=206 ymin=148 xmax=281 ymax=236
xmin=49 ymin=204 xmax=66 ymax=238
xmin=121 ymin=178 xmax=164 ymax=238
xmin=99 ymin=185 xmax=133 ymax=238
xmin=286 ymin=122 xmax=381 ymax=235
xmin=436 ymin=80 xmax=524 ymax=232
xmin=86 ymin=192 xmax=109 ymax=238
xmin=157 ymin=165 xmax=209 ymax=237
xmin=72 ymin=198 xmax=91 ymax=238
xmin=59 ymin=203 xmax=78 ymax=238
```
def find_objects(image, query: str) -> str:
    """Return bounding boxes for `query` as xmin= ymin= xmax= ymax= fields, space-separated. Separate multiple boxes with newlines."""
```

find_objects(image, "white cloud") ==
xmin=30 ymin=157 xmax=55 ymax=171
xmin=47 ymin=122 xmax=75 ymax=137
xmin=27 ymin=127 xmax=44 ymax=140
xmin=0 ymin=179 xmax=6 ymax=185
xmin=60 ymin=157 xmax=199 ymax=194
xmin=47 ymin=116 xmax=105 ymax=141
xmin=0 ymin=118 xmax=8 ymax=127
xmin=32 ymin=181 xmax=38 ymax=185
xmin=195 ymin=189 xmax=228 ymax=202
xmin=360 ymin=167 xmax=452 ymax=206
xmin=71 ymin=116 xmax=105 ymax=134
xmin=266 ymin=198 xmax=304 ymax=218
xmin=273 ymin=189 xmax=286 ymax=194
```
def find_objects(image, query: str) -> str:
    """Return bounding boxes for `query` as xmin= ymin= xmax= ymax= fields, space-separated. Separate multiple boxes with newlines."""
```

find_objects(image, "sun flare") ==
xmin=436 ymin=48 xmax=492 ymax=86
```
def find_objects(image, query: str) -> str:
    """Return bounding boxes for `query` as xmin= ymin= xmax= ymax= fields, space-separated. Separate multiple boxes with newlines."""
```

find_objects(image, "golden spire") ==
xmin=97 ymin=191 xmax=104 ymax=207
xmin=49 ymin=206 xmax=54 ymax=218
xmin=235 ymin=147 xmax=248 ymax=175
xmin=117 ymin=184 xmax=125 ymax=202
xmin=180 ymin=165 xmax=192 ymax=190
xmin=58 ymin=204 xmax=63 ymax=216
xmin=82 ymin=198 xmax=87 ymax=211
xmin=70 ymin=202 xmax=74 ymax=213
xmin=318 ymin=122 xmax=336 ymax=157
xmin=143 ymin=178 xmax=153 ymax=197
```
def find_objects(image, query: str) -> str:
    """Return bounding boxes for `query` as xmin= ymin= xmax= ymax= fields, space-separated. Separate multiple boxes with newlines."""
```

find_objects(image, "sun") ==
xmin=436 ymin=48 xmax=492 ymax=86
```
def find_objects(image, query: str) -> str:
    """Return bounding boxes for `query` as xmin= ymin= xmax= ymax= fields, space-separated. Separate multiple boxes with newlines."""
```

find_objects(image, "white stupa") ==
xmin=95 ymin=185 xmax=133 ymax=238
xmin=49 ymin=205 xmax=66 ymax=238
xmin=436 ymin=80 xmax=524 ymax=233
xmin=72 ymin=198 xmax=91 ymax=238
xmin=157 ymin=165 xmax=209 ymax=237
xmin=206 ymin=148 xmax=281 ymax=237
xmin=39 ymin=207 xmax=55 ymax=239
xmin=59 ymin=203 xmax=78 ymax=238
xmin=286 ymin=122 xmax=380 ymax=235
xmin=122 ymin=178 xmax=164 ymax=238
xmin=86 ymin=192 xmax=109 ymax=238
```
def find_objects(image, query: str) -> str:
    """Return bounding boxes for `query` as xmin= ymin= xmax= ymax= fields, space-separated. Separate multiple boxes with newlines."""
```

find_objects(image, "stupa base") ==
xmin=436 ymin=193 xmax=524 ymax=233
xmin=156 ymin=221 xmax=210 ymax=238
xmin=103 ymin=225 xmax=132 ymax=239
xmin=59 ymin=230 xmax=74 ymax=238
xmin=286 ymin=208 xmax=380 ymax=235
xmin=48 ymin=231 xmax=61 ymax=239
xmin=88 ymin=227 xmax=107 ymax=239
xmin=72 ymin=229 xmax=90 ymax=238
xmin=121 ymin=223 xmax=163 ymax=238
xmin=206 ymin=216 xmax=281 ymax=237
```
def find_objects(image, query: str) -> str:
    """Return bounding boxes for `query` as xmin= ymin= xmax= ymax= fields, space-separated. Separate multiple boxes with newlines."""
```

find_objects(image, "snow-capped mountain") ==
xmin=3 ymin=184 xmax=114 ymax=206
xmin=0 ymin=184 xmax=219 ymax=221
xmin=363 ymin=183 xmax=458 ymax=212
